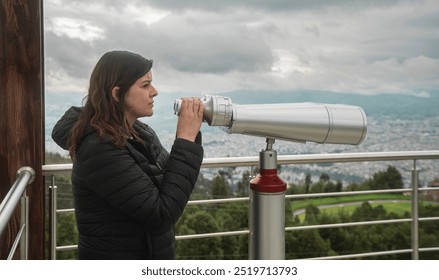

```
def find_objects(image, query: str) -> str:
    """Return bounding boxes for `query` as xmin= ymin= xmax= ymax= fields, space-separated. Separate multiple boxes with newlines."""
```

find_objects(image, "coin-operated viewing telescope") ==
xmin=174 ymin=94 xmax=367 ymax=145
xmin=174 ymin=94 xmax=367 ymax=260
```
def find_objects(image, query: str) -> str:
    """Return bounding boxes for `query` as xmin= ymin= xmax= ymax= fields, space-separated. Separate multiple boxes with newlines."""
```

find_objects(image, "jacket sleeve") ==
xmin=52 ymin=106 xmax=82 ymax=150
xmin=78 ymin=135 xmax=203 ymax=229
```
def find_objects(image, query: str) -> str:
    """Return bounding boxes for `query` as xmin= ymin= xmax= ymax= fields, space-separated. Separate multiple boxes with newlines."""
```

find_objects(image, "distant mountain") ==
xmin=212 ymin=89 xmax=439 ymax=119
xmin=46 ymin=89 xmax=439 ymax=118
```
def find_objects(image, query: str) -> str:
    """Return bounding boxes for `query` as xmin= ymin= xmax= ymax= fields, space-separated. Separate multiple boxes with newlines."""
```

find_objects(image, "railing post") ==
xmin=249 ymin=139 xmax=286 ymax=260
xmin=411 ymin=160 xmax=419 ymax=260
xmin=0 ymin=167 xmax=34 ymax=260
xmin=48 ymin=175 xmax=58 ymax=260
xmin=18 ymin=168 xmax=33 ymax=260
xmin=19 ymin=193 xmax=29 ymax=259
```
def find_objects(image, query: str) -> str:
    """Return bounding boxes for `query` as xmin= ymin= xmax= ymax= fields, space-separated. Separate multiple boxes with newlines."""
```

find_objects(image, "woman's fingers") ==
xmin=176 ymin=97 xmax=204 ymax=142
xmin=181 ymin=97 xmax=204 ymax=116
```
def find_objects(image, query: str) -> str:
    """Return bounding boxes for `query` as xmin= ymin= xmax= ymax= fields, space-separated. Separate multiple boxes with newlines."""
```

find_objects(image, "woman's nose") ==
xmin=151 ymin=85 xmax=158 ymax=97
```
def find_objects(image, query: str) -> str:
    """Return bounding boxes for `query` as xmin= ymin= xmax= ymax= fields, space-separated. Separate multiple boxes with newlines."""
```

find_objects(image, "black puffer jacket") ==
xmin=52 ymin=107 xmax=203 ymax=259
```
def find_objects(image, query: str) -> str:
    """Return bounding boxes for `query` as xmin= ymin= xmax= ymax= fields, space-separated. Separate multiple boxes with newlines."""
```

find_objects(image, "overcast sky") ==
xmin=44 ymin=0 xmax=439 ymax=98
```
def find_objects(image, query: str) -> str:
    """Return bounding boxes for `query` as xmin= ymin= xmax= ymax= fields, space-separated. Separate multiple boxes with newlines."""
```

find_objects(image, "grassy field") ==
xmin=289 ymin=193 xmax=411 ymax=212
xmin=290 ymin=193 xmax=415 ymax=221
xmin=318 ymin=201 xmax=410 ymax=216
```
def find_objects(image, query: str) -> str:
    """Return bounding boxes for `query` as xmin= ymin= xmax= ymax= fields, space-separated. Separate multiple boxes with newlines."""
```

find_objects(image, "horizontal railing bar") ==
xmin=57 ymin=245 xmax=78 ymax=251
xmin=286 ymin=216 xmax=439 ymax=232
xmin=188 ymin=197 xmax=249 ymax=205
xmin=419 ymin=247 xmax=439 ymax=252
xmin=42 ymin=164 xmax=73 ymax=175
xmin=287 ymin=187 xmax=439 ymax=201
xmin=55 ymin=245 xmax=439 ymax=261
xmin=55 ymin=190 xmax=431 ymax=212
xmin=175 ymin=216 xmax=439 ymax=241
xmin=419 ymin=217 xmax=439 ymax=222
xmin=58 ymin=230 xmax=248 ymax=251
xmin=286 ymin=188 xmax=410 ymax=200
xmin=42 ymin=150 xmax=439 ymax=175
xmin=418 ymin=187 xmax=439 ymax=192
xmin=305 ymin=249 xmax=413 ymax=260
xmin=304 ymin=246 xmax=439 ymax=260
xmin=55 ymin=188 xmax=435 ymax=211
xmin=202 ymin=150 xmax=439 ymax=168
xmin=55 ymin=198 xmax=251 ymax=214
xmin=52 ymin=213 xmax=439 ymax=243
xmin=286 ymin=218 xmax=412 ymax=231
xmin=56 ymin=242 xmax=439 ymax=259
xmin=176 ymin=229 xmax=250 ymax=240
xmin=277 ymin=150 xmax=439 ymax=164
xmin=57 ymin=208 xmax=74 ymax=214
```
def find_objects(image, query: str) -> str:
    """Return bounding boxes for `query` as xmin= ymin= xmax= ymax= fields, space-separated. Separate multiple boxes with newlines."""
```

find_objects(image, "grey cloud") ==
xmin=50 ymin=0 xmax=413 ymax=13
xmin=43 ymin=0 xmax=439 ymax=95
xmin=45 ymin=31 xmax=96 ymax=79
xmin=162 ymin=39 xmax=272 ymax=73
xmin=149 ymin=16 xmax=274 ymax=73
xmin=142 ymin=0 xmax=413 ymax=12
xmin=409 ymin=12 xmax=439 ymax=29
xmin=52 ymin=9 xmax=275 ymax=74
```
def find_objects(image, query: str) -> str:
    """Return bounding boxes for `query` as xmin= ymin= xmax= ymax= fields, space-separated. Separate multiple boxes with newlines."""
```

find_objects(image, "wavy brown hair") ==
xmin=68 ymin=50 xmax=153 ymax=158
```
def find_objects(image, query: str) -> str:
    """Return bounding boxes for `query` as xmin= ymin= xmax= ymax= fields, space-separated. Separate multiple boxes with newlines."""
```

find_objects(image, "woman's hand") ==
xmin=176 ymin=97 xmax=204 ymax=142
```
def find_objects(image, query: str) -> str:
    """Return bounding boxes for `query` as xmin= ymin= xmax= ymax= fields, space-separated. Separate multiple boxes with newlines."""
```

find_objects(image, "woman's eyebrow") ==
xmin=140 ymin=79 xmax=152 ymax=85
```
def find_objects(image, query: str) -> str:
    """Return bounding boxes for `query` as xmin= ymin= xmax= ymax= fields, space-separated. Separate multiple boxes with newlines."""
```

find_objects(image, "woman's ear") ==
xmin=111 ymin=86 xmax=120 ymax=102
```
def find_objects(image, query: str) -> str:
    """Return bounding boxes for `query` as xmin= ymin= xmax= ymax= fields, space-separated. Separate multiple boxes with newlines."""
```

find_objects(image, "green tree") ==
xmin=318 ymin=212 xmax=347 ymax=253
xmin=216 ymin=208 xmax=242 ymax=259
xmin=310 ymin=181 xmax=324 ymax=194
xmin=368 ymin=165 xmax=403 ymax=190
xmin=56 ymin=213 xmax=78 ymax=260
xmin=304 ymin=204 xmax=320 ymax=224
xmin=305 ymin=173 xmax=312 ymax=193
xmin=212 ymin=173 xmax=230 ymax=199
xmin=346 ymin=181 xmax=367 ymax=191
xmin=287 ymin=181 xmax=309 ymax=195
xmin=287 ymin=230 xmax=334 ymax=258
xmin=319 ymin=173 xmax=330 ymax=183
xmin=236 ymin=170 xmax=251 ymax=197
xmin=176 ymin=211 xmax=222 ymax=259
xmin=351 ymin=202 xmax=374 ymax=221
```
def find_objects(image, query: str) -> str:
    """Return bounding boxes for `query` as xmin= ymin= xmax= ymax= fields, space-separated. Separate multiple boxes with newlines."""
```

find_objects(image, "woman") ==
xmin=52 ymin=50 xmax=204 ymax=260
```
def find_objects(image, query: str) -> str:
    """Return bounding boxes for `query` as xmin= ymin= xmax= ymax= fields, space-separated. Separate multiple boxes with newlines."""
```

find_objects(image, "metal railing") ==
xmin=42 ymin=150 xmax=439 ymax=260
xmin=0 ymin=167 xmax=35 ymax=260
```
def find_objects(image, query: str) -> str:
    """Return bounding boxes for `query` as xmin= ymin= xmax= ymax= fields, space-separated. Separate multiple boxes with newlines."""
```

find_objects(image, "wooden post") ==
xmin=0 ymin=0 xmax=45 ymax=259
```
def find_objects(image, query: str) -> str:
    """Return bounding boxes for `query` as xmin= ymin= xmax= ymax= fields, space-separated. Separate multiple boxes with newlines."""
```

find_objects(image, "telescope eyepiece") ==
xmin=173 ymin=95 xmax=234 ymax=126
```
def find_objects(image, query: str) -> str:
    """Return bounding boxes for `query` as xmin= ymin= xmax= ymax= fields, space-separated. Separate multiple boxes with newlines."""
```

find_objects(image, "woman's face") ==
xmin=123 ymin=71 xmax=158 ymax=125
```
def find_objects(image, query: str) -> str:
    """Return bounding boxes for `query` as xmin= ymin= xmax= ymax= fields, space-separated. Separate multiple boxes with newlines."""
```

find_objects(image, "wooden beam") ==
xmin=0 ymin=0 xmax=45 ymax=259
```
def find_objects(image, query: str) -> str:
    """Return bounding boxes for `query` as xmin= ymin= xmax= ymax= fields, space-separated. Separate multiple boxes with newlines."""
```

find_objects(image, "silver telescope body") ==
xmin=174 ymin=95 xmax=367 ymax=145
